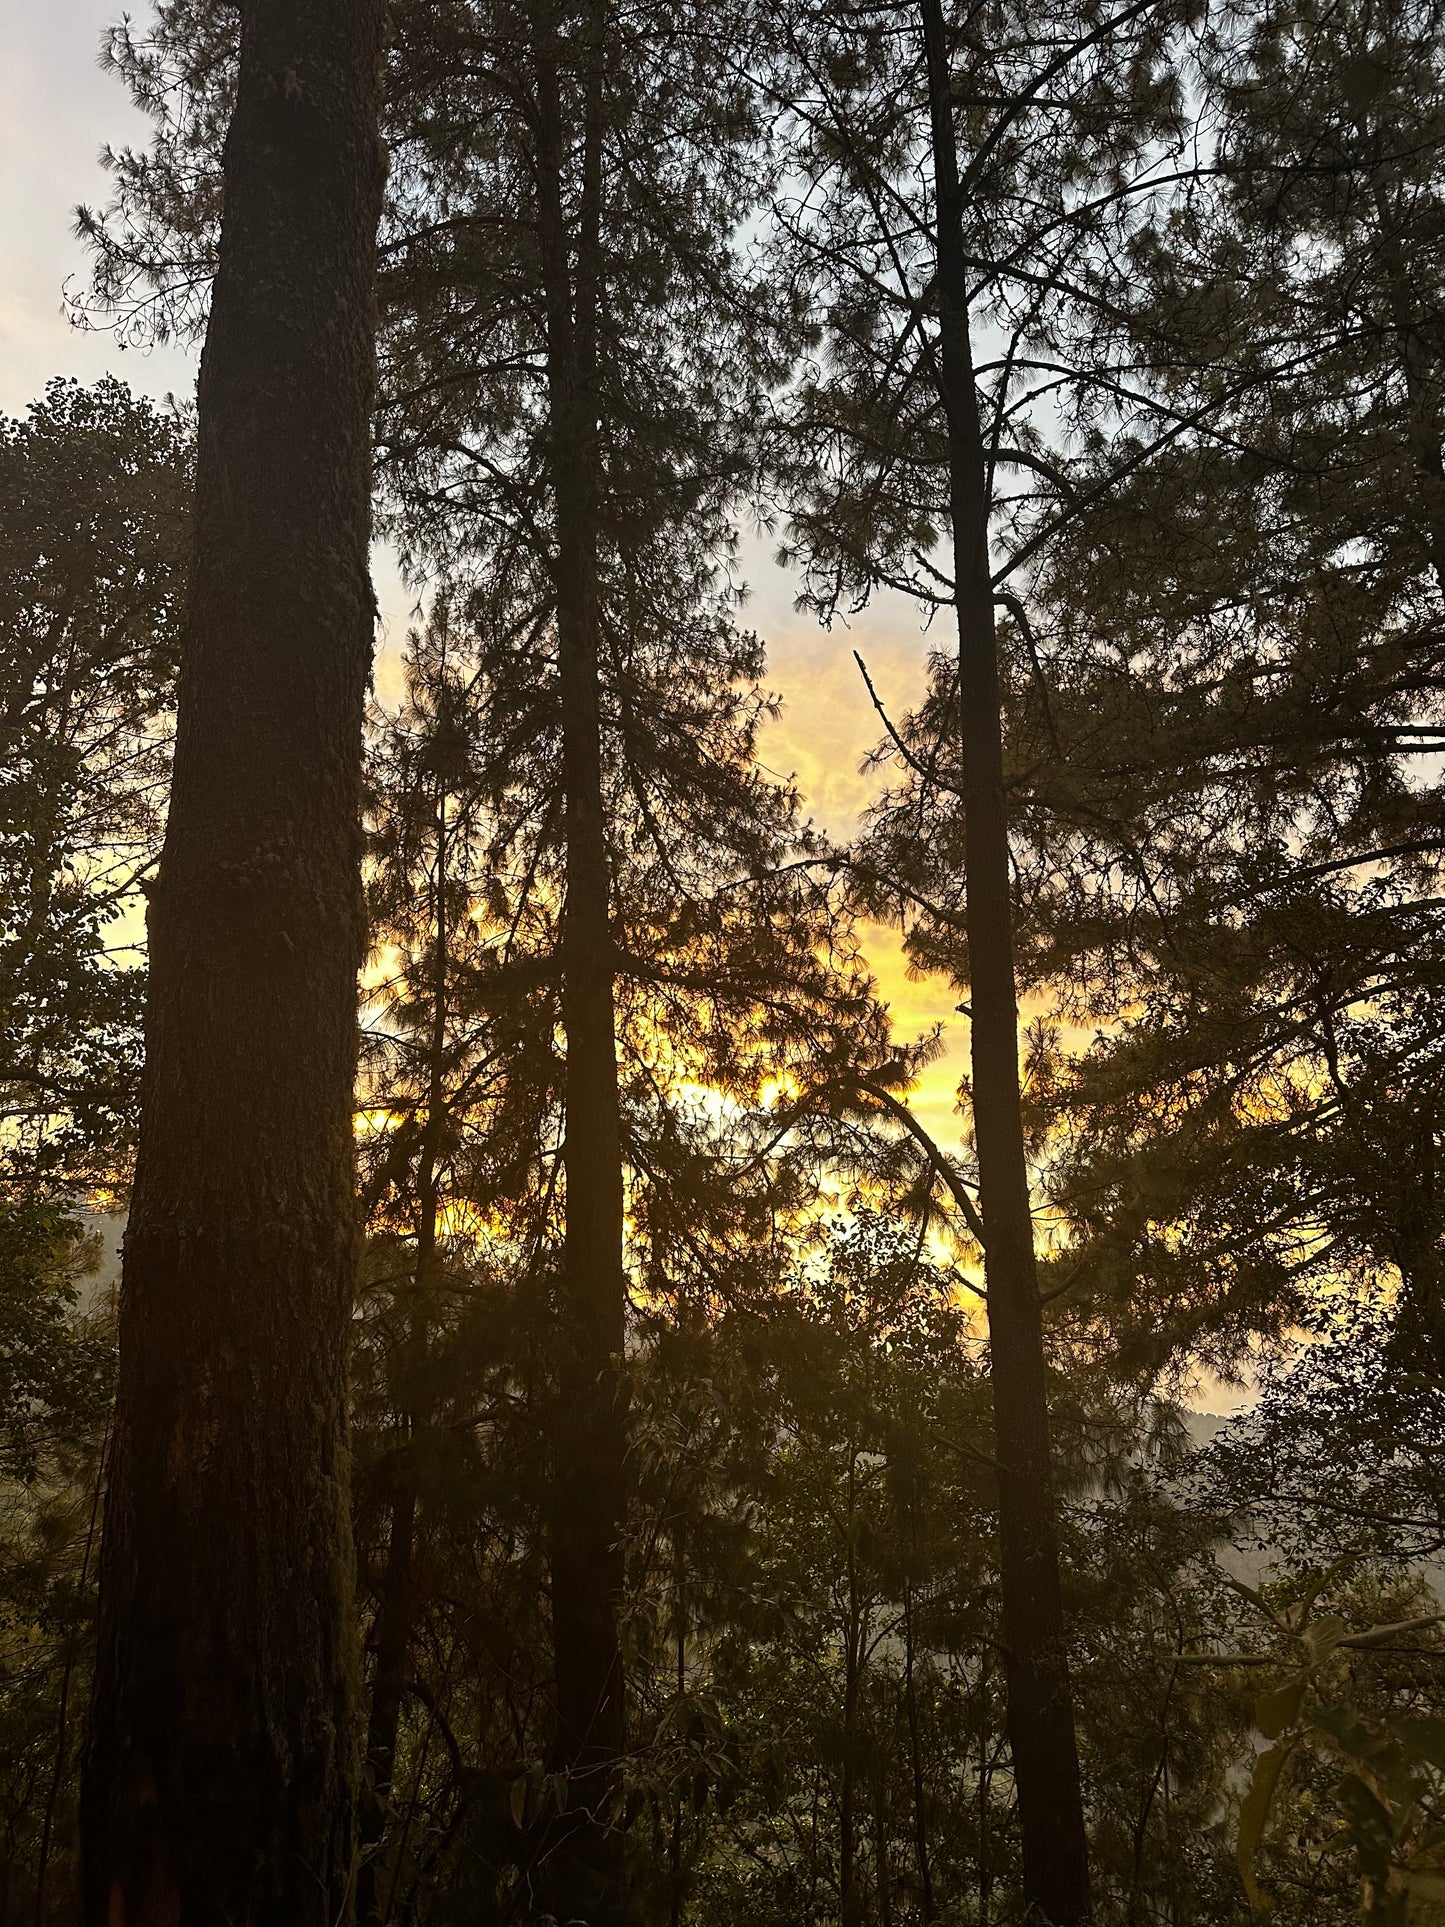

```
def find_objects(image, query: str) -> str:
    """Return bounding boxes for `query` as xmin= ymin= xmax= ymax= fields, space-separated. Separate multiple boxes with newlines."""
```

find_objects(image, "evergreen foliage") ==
xmin=5 ymin=1 xmax=1445 ymax=1923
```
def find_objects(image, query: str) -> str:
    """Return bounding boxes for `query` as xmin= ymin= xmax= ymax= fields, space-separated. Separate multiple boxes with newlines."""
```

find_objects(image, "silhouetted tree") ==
xmin=79 ymin=2 xmax=386 ymax=1921
xmin=764 ymin=0 xmax=1190 ymax=1908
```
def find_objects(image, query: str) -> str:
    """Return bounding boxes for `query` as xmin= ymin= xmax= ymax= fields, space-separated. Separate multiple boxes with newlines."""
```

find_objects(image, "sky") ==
xmin=2 ymin=0 xmax=968 ymax=1144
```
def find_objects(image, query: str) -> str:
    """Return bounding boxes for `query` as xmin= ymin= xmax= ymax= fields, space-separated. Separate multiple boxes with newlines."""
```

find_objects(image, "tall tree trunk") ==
xmin=358 ymin=795 xmax=451 ymax=1927
xmin=903 ymin=1578 xmax=935 ymax=1923
xmin=669 ymin=1515 xmax=687 ymax=1927
xmin=977 ymin=1660 xmax=994 ymax=1927
xmin=874 ymin=1753 xmax=894 ymax=1927
xmin=839 ymin=1452 xmax=864 ymax=1927
xmin=534 ymin=13 xmax=628 ymax=1923
xmin=918 ymin=3 xmax=1091 ymax=1920
xmin=80 ymin=2 xmax=385 ymax=1923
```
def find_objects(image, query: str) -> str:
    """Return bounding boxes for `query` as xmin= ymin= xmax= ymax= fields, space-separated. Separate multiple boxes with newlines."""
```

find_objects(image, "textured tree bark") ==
xmin=534 ymin=15 xmax=628 ymax=1924
xmin=79 ymin=3 xmax=386 ymax=1922
xmin=918 ymin=3 xmax=1092 ymax=1920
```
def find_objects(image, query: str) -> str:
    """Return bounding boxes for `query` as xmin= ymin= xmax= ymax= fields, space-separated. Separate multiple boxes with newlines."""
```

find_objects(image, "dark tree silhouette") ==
xmin=917 ymin=3 xmax=1091 ymax=1917
xmin=534 ymin=12 xmax=631 ymax=1919
xmin=79 ymin=2 xmax=386 ymax=1922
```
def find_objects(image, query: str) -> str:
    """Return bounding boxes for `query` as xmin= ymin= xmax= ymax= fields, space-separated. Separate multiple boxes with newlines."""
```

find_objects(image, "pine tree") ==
xmin=763 ymin=1 xmax=1193 ymax=1909
xmin=0 ymin=382 xmax=187 ymax=1666
xmin=0 ymin=378 xmax=189 ymax=1202
xmin=362 ymin=8 xmax=893 ymax=1913
xmin=350 ymin=550 xmax=908 ymax=1915
xmin=79 ymin=3 xmax=387 ymax=1920
xmin=983 ymin=0 xmax=1445 ymax=1382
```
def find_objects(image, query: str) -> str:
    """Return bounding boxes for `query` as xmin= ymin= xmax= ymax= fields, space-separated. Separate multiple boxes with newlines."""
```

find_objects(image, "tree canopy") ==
xmin=5 ymin=0 xmax=1445 ymax=1922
